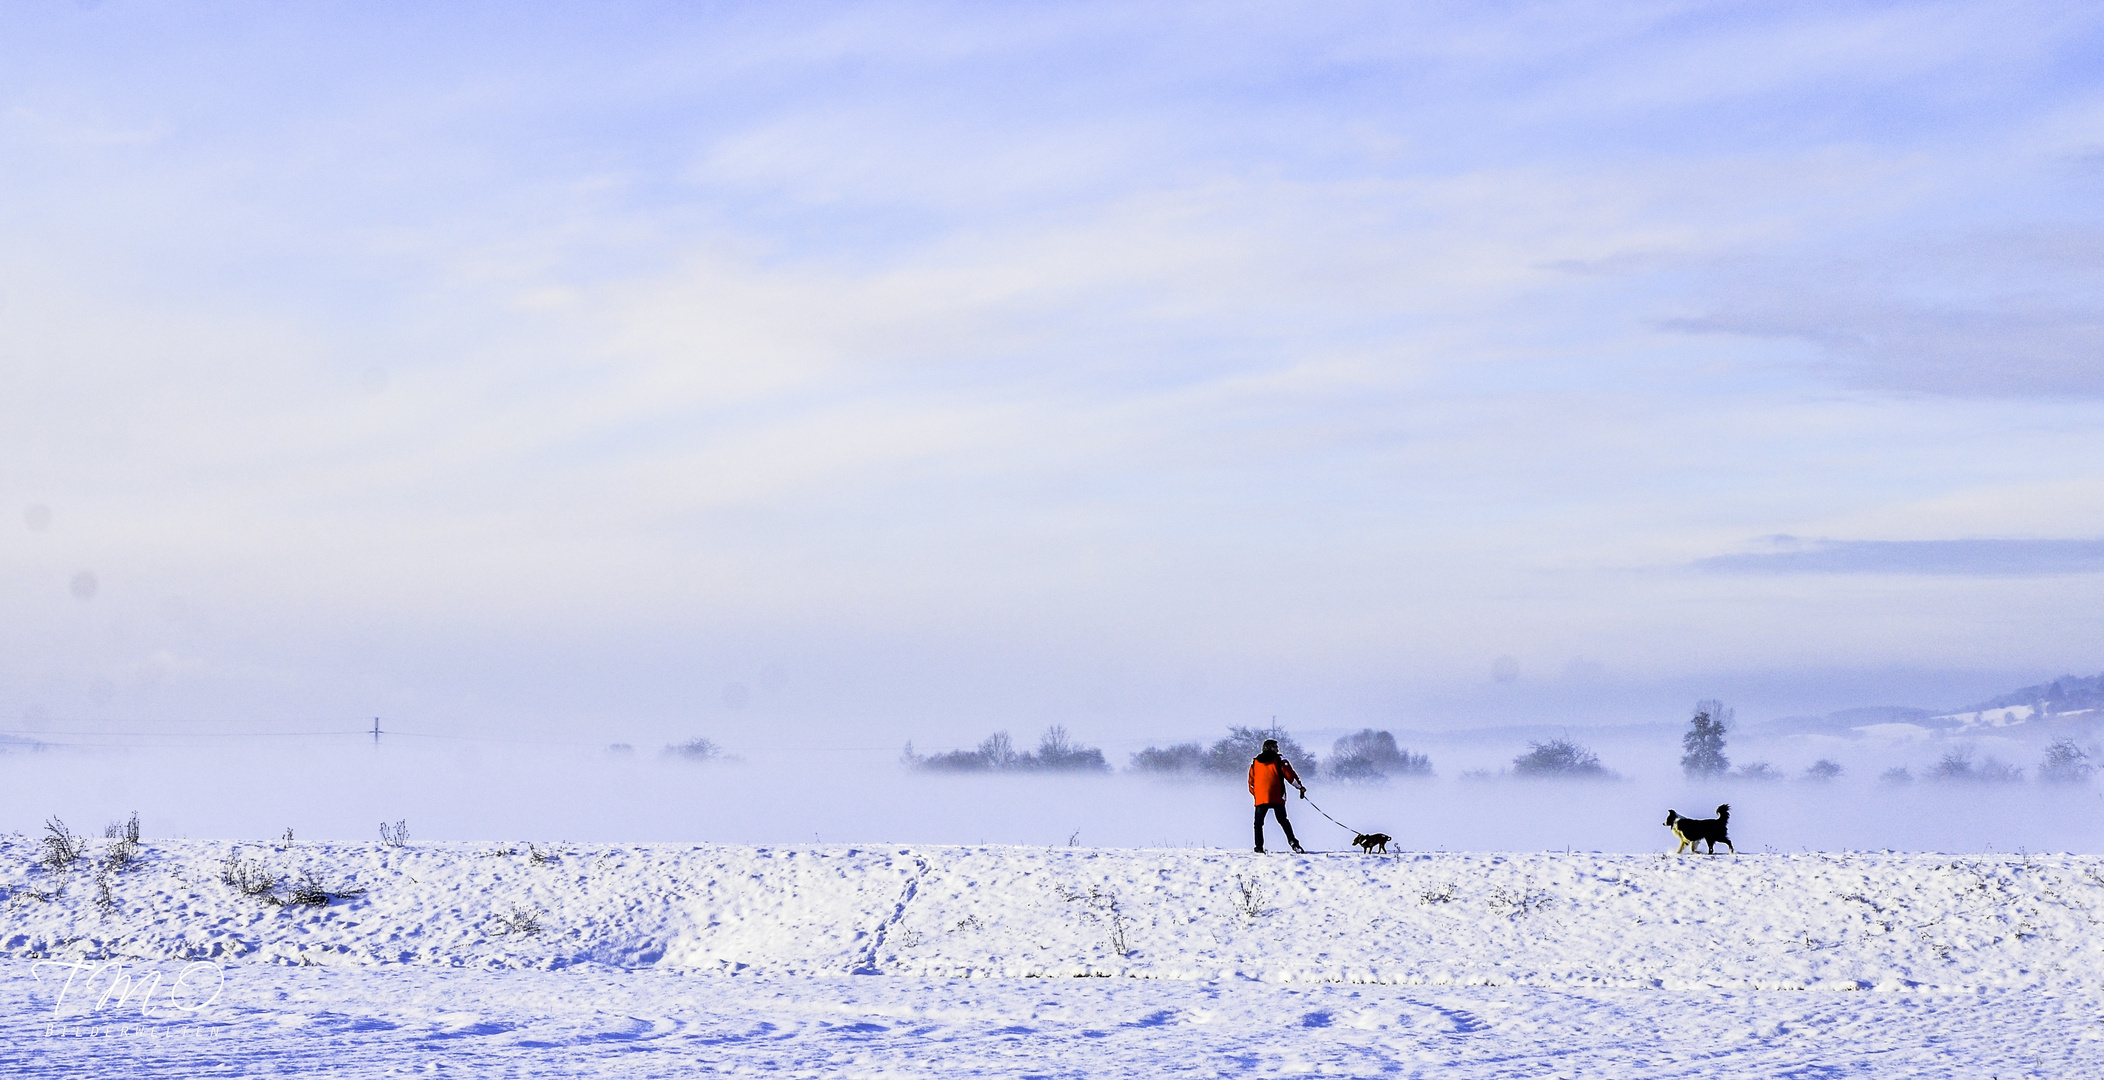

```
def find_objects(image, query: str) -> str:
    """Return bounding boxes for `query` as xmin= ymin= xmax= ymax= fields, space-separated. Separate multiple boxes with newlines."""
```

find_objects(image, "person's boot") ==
xmin=1253 ymin=825 xmax=1265 ymax=853
xmin=1284 ymin=826 xmax=1304 ymax=854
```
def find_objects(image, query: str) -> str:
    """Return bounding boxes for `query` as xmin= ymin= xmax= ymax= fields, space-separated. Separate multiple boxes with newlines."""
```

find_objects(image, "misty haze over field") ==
xmin=3 ymin=2 xmax=2103 ymax=851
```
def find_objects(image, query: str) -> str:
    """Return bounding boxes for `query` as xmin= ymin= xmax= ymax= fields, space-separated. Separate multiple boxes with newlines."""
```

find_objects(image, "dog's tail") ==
xmin=1715 ymin=804 xmax=1730 ymax=822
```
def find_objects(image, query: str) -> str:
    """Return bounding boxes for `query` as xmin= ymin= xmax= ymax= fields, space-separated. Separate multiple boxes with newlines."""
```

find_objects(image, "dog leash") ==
xmin=1299 ymin=791 xmax=1360 ymax=835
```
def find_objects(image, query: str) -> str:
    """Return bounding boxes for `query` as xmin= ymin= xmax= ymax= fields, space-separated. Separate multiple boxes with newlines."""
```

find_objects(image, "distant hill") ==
xmin=1932 ymin=673 xmax=2104 ymax=730
xmin=1753 ymin=706 xmax=1936 ymax=737
xmin=1754 ymin=676 xmax=2104 ymax=739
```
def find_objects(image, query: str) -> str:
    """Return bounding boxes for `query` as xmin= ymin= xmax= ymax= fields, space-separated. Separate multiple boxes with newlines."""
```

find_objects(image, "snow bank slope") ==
xmin=6 ymin=838 xmax=2103 ymax=991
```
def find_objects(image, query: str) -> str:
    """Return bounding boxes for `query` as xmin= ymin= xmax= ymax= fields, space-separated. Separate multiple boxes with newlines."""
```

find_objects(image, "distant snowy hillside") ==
xmin=7 ymin=839 xmax=2104 ymax=993
xmin=1756 ymin=675 xmax=2104 ymax=737
xmin=1755 ymin=706 xmax=1938 ymax=737
xmin=1934 ymin=673 xmax=2104 ymax=730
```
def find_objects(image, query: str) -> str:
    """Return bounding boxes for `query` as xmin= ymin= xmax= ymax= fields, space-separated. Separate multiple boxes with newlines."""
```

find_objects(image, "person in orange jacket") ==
xmin=1247 ymin=738 xmax=1306 ymax=853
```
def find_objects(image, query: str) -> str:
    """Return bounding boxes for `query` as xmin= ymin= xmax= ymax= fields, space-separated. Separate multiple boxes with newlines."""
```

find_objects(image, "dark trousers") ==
xmin=1254 ymin=802 xmax=1299 ymax=851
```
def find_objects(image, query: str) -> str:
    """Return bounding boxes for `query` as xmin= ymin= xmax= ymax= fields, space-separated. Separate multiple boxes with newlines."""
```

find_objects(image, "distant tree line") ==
xmin=901 ymin=726 xmax=1110 ymax=773
xmin=898 ymin=723 xmax=1438 ymax=780
xmin=1129 ymin=724 xmax=1433 ymax=781
xmin=885 ymin=703 xmax=2101 ymax=787
xmin=1673 ymin=699 xmax=2098 ymax=786
xmin=1876 ymin=740 xmax=2093 ymax=785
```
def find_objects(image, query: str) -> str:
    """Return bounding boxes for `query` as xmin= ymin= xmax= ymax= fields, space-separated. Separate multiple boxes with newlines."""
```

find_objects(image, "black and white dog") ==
xmin=1664 ymin=804 xmax=1735 ymax=855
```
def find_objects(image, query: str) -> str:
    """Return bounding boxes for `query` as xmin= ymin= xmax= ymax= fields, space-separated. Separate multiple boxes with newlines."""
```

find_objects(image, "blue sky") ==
xmin=4 ymin=1 xmax=2102 ymax=751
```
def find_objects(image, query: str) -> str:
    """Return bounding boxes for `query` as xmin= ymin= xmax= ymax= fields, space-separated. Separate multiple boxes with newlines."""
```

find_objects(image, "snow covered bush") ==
xmin=1733 ymin=762 xmax=1783 ymax=781
xmin=1804 ymin=759 xmax=1844 ymax=781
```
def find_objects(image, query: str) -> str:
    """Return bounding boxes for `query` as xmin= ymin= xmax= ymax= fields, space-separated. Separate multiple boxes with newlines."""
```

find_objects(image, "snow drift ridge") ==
xmin=6 ymin=838 xmax=2103 ymax=992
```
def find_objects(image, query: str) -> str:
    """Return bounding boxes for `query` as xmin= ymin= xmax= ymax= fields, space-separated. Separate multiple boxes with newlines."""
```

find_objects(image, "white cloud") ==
xmin=2 ymin=2 xmax=2102 ymax=735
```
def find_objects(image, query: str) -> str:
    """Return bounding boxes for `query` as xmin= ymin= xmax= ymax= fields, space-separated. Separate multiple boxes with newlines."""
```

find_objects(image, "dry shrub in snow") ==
xmin=104 ymin=811 xmax=141 ymax=844
xmin=1489 ymin=884 xmax=1554 ymax=918
xmin=39 ymin=817 xmax=86 ymax=871
xmin=270 ymin=869 xmax=368 ymax=908
xmin=379 ymin=820 xmax=411 ymax=847
xmin=1229 ymin=874 xmax=1271 ymax=918
xmin=102 ymin=835 xmax=141 ymax=874
xmin=1054 ymin=883 xmax=1132 ymax=957
xmin=491 ymin=904 xmax=544 ymax=936
xmin=220 ymin=850 xmax=279 ymax=898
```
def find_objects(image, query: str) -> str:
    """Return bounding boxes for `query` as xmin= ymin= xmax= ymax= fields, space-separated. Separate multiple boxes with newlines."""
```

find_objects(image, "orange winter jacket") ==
xmin=1248 ymin=756 xmax=1300 ymax=805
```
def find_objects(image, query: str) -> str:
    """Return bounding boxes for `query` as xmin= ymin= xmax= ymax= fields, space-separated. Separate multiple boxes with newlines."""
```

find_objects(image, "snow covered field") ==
xmin=10 ymin=964 xmax=2099 ymax=1078
xmin=7 ymin=837 xmax=2104 ymax=1076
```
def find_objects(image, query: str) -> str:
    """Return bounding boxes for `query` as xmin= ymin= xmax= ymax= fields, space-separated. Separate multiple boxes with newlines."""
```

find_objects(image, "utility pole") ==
xmin=371 ymin=717 xmax=382 ymax=748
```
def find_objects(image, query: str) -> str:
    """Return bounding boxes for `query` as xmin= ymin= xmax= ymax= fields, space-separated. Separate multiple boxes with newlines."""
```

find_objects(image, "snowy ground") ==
xmin=10 ymin=964 xmax=2101 ymax=1078
xmin=5 ymin=837 xmax=2104 ymax=1075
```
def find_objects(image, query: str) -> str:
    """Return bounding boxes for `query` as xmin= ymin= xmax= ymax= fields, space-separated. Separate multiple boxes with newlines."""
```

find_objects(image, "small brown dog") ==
xmin=1353 ymin=832 xmax=1392 ymax=854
